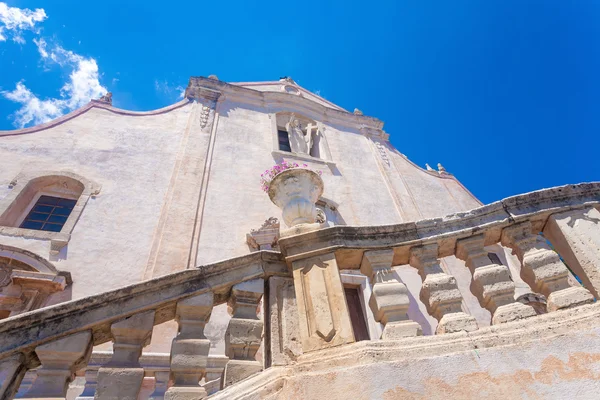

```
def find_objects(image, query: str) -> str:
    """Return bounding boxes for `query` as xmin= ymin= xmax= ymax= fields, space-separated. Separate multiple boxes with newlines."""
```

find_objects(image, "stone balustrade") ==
xmin=0 ymin=183 xmax=599 ymax=398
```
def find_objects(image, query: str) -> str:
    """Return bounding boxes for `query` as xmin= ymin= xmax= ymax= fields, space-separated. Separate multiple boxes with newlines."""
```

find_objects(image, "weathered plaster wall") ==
xmin=211 ymin=302 xmax=600 ymax=400
xmin=274 ymin=328 xmax=600 ymax=400
xmin=0 ymin=105 xmax=192 ymax=299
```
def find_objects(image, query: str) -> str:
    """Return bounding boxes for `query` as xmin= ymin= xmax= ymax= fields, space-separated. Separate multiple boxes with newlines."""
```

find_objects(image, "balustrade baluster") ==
xmin=456 ymin=235 xmax=536 ymax=324
xmin=148 ymin=371 xmax=170 ymax=400
xmin=75 ymin=369 xmax=98 ymax=400
xmin=223 ymin=279 xmax=264 ymax=387
xmin=23 ymin=331 xmax=92 ymax=399
xmin=164 ymin=293 xmax=213 ymax=399
xmin=502 ymin=221 xmax=594 ymax=311
xmin=95 ymin=311 xmax=155 ymax=399
xmin=409 ymin=244 xmax=478 ymax=334
xmin=360 ymin=249 xmax=422 ymax=339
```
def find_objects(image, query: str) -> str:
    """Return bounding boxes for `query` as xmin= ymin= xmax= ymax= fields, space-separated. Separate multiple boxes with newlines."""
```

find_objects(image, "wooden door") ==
xmin=344 ymin=287 xmax=370 ymax=341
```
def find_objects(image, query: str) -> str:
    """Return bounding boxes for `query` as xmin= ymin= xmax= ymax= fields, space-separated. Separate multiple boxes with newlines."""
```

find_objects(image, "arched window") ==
xmin=0 ymin=171 xmax=100 ymax=253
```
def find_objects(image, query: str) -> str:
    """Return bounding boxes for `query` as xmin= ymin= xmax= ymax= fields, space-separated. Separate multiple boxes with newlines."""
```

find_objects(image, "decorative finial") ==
xmin=437 ymin=163 xmax=446 ymax=173
xmin=279 ymin=76 xmax=295 ymax=84
xmin=208 ymin=75 xmax=219 ymax=80
xmin=98 ymin=92 xmax=112 ymax=105
xmin=353 ymin=108 xmax=363 ymax=115
xmin=425 ymin=163 xmax=434 ymax=172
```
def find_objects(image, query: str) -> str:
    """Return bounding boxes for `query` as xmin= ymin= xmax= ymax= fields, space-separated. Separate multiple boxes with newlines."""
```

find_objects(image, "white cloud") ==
xmin=155 ymin=79 xmax=185 ymax=100
xmin=33 ymin=37 xmax=47 ymax=57
xmin=2 ymin=41 xmax=107 ymax=128
xmin=0 ymin=2 xmax=46 ymax=43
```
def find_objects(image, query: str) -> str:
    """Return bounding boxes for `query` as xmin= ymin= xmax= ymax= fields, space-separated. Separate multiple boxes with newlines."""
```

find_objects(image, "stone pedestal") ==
xmin=544 ymin=207 xmax=600 ymax=299
xmin=292 ymin=253 xmax=355 ymax=352
xmin=0 ymin=353 xmax=26 ymax=399
xmin=165 ymin=293 xmax=214 ymax=400
xmin=409 ymin=244 xmax=478 ymax=334
xmin=502 ymin=222 xmax=594 ymax=311
xmin=24 ymin=331 xmax=92 ymax=398
xmin=223 ymin=279 xmax=264 ymax=387
xmin=456 ymin=235 xmax=536 ymax=324
xmin=96 ymin=311 xmax=155 ymax=399
xmin=360 ymin=250 xmax=422 ymax=339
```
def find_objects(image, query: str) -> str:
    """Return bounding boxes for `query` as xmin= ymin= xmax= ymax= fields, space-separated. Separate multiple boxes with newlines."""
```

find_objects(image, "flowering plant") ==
xmin=260 ymin=161 xmax=322 ymax=192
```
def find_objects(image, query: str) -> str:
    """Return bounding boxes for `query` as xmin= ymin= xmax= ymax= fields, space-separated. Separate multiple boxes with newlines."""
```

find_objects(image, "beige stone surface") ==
xmin=544 ymin=207 xmax=600 ymax=299
xmin=165 ymin=293 xmax=213 ymax=399
xmin=456 ymin=234 xmax=536 ymax=324
xmin=361 ymin=250 xmax=422 ymax=339
xmin=24 ymin=331 xmax=92 ymax=398
xmin=502 ymin=222 xmax=594 ymax=311
xmin=266 ymin=276 xmax=302 ymax=366
xmin=409 ymin=244 xmax=478 ymax=334
xmin=291 ymin=253 xmax=355 ymax=352
xmin=224 ymin=279 xmax=264 ymax=388
xmin=0 ymin=353 xmax=26 ymax=399
xmin=96 ymin=311 xmax=155 ymax=399
xmin=209 ymin=303 xmax=600 ymax=400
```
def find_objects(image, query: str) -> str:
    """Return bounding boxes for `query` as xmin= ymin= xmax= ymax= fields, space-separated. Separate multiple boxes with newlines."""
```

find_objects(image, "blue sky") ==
xmin=0 ymin=1 xmax=598 ymax=204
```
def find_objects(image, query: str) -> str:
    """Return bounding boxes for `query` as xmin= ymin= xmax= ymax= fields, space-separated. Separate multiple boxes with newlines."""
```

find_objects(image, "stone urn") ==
xmin=268 ymin=168 xmax=324 ymax=228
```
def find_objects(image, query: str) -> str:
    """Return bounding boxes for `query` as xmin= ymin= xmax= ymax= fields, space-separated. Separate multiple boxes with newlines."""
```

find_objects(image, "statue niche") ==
xmin=279 ymin=113 xmax=324 ymax=158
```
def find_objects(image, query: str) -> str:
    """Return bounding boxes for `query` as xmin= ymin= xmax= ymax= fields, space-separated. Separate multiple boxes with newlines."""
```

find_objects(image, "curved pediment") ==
xmin=0 ymin=99 xmax=191 ymax=137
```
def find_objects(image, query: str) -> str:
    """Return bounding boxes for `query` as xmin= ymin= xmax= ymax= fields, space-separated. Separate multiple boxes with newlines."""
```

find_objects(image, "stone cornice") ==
xmin=230 ymin=80 xmax=347 ymax=112
xmin=277 ymin=182 xmax=600 ymax=267
xmin=186 ymin=76 xmax=384 ymax=132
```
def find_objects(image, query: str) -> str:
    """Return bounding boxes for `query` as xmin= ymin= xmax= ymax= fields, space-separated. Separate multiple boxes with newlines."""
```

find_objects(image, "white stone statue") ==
xmin=286 ymin=114 xmax=314 ymax=155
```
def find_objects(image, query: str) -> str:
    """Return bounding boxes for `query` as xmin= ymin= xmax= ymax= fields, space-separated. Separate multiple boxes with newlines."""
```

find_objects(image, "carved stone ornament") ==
xmin=98 ymin=92 xmax=112 ymax=105
xmin=247 ymin=217 xmax=280 ymax=250
xmin=374 ymin=141 xmax=390 ymax=167
xmin=268 ymin=169 xmax=324 ymax=228
xmin=315 ymin=208 xmax=326 ymax=224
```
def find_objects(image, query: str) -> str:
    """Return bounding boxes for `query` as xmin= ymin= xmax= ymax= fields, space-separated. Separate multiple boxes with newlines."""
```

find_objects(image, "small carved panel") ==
xmin=291 ymin=253 xmax=355 ymax=352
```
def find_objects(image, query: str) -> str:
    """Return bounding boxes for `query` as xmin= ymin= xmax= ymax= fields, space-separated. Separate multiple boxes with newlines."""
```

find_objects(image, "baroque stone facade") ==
xmin=0 ymin=76 xmax=599 ymax=399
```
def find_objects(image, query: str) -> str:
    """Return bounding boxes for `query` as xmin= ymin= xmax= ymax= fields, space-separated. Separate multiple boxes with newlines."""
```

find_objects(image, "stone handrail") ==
xmin=277 ymin=182 xmax=600 ymax=345
xmin=278 ymin=182 xmax=600 ymax=266
xmin=0 ymin=251 xmax=286 ymax=399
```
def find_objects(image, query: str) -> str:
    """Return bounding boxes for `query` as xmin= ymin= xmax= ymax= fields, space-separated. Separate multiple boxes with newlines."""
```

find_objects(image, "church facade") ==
xmin=0 ymin=76 xmax=599 ymax=399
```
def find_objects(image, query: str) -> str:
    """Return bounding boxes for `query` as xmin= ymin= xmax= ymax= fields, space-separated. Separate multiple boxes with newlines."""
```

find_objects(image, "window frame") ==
xmin=0 ymin=171 xmax=100 ymax=254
